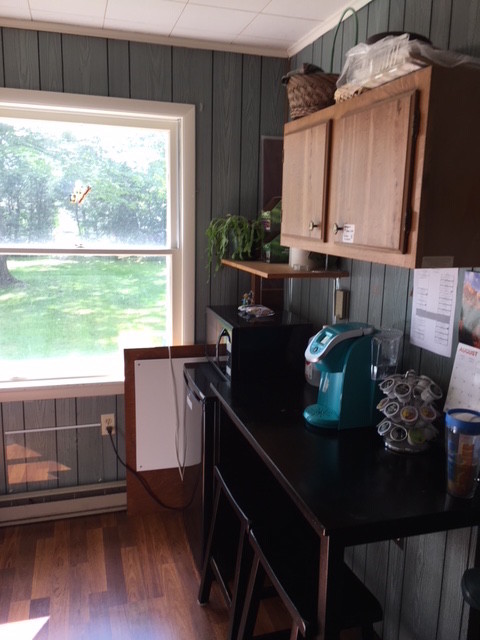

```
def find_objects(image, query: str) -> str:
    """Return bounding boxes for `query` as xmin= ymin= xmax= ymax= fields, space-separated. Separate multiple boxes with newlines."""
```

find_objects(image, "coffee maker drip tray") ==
xmin=303 ymin=403 xmax=339 ymax=429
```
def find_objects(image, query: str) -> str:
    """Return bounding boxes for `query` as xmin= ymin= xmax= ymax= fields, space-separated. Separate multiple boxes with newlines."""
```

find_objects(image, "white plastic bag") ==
xmin=337 ymin=33 xmax=480 ymax=90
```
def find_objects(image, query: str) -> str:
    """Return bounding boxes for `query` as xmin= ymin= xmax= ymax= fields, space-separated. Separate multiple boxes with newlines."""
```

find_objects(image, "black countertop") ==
xmin=211 ymin=377 xmax=480 ymax=546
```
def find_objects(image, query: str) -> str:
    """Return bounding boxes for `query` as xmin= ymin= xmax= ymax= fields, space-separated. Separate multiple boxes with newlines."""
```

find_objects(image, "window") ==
xmin=0 ymin=88 xmax=195 ymax=391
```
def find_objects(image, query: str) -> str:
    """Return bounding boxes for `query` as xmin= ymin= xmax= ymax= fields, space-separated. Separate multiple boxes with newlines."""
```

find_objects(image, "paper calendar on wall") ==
xmin=444 ymin=343 xmax=480 ymax=413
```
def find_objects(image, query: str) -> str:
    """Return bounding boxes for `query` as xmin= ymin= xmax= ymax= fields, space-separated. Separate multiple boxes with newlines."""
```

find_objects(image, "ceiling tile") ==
xmin=174 ymin=4 xmax=256 ymax=36
xmin=189 ymin=0 xmax=269 ymax=10
xmin=170 ymin=25 xmax=235 ymax=43
xmin=105 ymin=0 xmax=184 ymax=33
xmin=242 ymin=13 xmax=315 ymax=41
xmin=29 ymin=12 xmax=104 ymax=28
xmin=0 ymin=0 xmax=30 ymax=19
xmin=232 ymin=32 xmax=294 ymax=49
xmin=262 ymin=0 xmax=339 ymax=20
xmin=29 ymin=0 xmax=107 ymax=20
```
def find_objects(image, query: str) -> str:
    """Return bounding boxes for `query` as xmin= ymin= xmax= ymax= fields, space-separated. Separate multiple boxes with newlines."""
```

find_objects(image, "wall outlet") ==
xmin=101 ymin=413 xmax=115 ymax=436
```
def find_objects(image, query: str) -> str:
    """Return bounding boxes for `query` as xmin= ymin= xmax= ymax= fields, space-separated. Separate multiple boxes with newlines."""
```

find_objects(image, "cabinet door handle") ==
xmin=333 ymin=223 xmax=344 ymax=235
xmin=309 ymin=220 xmax=319 ymax=231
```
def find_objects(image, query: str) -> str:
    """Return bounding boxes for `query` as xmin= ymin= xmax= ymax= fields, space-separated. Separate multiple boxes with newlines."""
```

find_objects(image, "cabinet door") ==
xmin=281 ymin=117 xmax=331 ymax=248
xmin=329 ymin=90 xmax=417 ymax=253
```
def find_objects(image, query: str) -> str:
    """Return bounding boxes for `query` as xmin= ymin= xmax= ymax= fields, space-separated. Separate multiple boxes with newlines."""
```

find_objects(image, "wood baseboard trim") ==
xmin=0 ymin=489 xmax=126 ymax=526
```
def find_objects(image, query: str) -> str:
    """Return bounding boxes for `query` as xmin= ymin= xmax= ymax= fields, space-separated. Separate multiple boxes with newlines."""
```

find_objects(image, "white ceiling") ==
xmin=0 ymin=0 xmax=370 ymax=57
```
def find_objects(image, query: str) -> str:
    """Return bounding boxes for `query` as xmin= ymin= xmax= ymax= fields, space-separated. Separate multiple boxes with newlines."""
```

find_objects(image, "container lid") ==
xmin=445 ymin=408 xmax=480 ymax=434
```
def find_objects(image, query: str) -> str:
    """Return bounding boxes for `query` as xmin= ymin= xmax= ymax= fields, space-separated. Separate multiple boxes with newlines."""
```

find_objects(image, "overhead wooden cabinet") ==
xmin=281 ymin=64 xmax=480 ymax=268
xmin=329 ymin=90 xmax=417 ymax=254
xmin=281 ymin=115 xmax=331 ymax=250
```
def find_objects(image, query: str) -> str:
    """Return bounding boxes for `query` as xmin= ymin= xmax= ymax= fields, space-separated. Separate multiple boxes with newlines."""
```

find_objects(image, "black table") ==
xmin=211 ymin=377 xmax=480 ymax=640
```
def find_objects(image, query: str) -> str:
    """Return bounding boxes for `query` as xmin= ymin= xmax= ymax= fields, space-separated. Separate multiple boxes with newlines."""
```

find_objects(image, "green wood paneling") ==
xmin=210 ymin=51 xmax=243 ymax=307
xmin=294 ymin=43 xmax=313 ymax=67
xmin=24 ymin=400 xmax=57 ymax=492
xmin=323 ymin=25 xmax=340 ymax=74
xmin=3 ymin=28 xmax=40 ymax=90
xmin=366 ymin=0 xmax=390 ymax=39
xmin=308 ymin=278 xmax=332 ymax=329
xmin=400 ymin=532 xmax=446 ymax=640
xmin=116 ymin=394 xmax=126 ymax=481
xmin=311 ymin=40 xmax=322 ymax=68
xmin=62 ymin=35 xmax=108 ymax=95
xmin=389 ymin=0 xmax=406 ymax=30
xmin=404 ymin=0 xmax=432 ymax=38
xmin=383 ymin=541 xmax=406 ymax=640
xmin=450 ymin=1 xmax=480 ymax=57
xmin=430 ymin=0 xmax=453 ymax=48
xmin=172 ymin=46 xmax=213 ymax=342
xmin=381 ymin=266 xmax=410 ymax=331
xmin=298 ymin=279 xmax=312 ymax=322
xmin=240 ymin=55 xmax=261 ymax=219
xmin=2 ymin=402 xmax=26 ymax=493
xmin=55 ymin=398 xmax=78 ymax=488
xmin=367 ymin=263 xmax=386 ymax=329
xmin=438 ymin=528 xmax=472 ymax=640
xmin=260 ymin=56 xmax=286 ymax=139
xmin=108 ymin=39 xmax=130 ymax=98
xmin=402 ymin=269 xmax=422 ymax=373
xmin=38 ymin=32 xmax=63 ymax=92
xmin=129 ymin=42 xmax=172 ymax=101
xmin=76 ymin=396 xmax=117 ymax=485
xmin=348 ymin=259 xmax=372 ymax=322
xmin=365 ymin=540 xmax=389 ymax=639
xmin=0 ymin=30 xmax=4 ymax=88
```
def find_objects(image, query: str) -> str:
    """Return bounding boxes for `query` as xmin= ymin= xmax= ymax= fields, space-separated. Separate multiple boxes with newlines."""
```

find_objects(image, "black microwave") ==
xmin=206 ymin=305 xmax=312 ymax=384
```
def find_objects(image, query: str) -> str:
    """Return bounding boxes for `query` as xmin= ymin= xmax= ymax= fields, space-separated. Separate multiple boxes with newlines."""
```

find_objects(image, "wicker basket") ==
xmin=282 ymin=64 xmax=338 ymax=120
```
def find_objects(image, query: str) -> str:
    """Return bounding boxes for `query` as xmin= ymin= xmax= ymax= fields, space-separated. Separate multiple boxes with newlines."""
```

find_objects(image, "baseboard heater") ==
xmin=0 ymin=480 xmax=126 ymax=526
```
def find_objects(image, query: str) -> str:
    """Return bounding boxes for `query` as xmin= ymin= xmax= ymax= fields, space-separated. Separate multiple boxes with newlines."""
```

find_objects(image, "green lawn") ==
xmin=0 ymin=256 xmax=167 ymax=361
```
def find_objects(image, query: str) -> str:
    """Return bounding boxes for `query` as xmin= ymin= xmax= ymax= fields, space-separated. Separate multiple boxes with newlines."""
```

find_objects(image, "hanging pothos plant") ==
xmin=206 ymin=214 xmax=264 ymax=272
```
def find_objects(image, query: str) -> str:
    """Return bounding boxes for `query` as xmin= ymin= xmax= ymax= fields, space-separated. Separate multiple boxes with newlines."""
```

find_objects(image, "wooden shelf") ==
xmin=221 ymin=259 xmax=348 ymax=280
xmin=222 ymin=259 xmax=348 ymax=309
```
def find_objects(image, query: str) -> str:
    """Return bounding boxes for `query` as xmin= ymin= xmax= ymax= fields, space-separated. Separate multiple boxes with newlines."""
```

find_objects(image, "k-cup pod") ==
xmin=388 ymin=424 xmax=407 ymax=442
xmin=418 ymin=404 xmax=437 ymax=426
xmin=376 ymin=397 xmax=390 ymax=412
xmin=412 ymin=386 xmax=424 ymax=406
xmin=383 ymin=401 xmax=401 ymax=421
xmin=421 ymin=382 xmax=443 ymax=404
xmin=416 ymin=375 xmax=433 ymax=390
xmin=403 ymin=370 xmax=418 ymax=384
xmin=377 ymin=419 xmax=392 ymax=436
xmin=400 ymin=405 xmax=419 ymax=427
xmin=408 ymin=427 xmax=427 ymax=446
xmin=394 ymin=382 xmax=412 ymax=403
xmin=379 ymin=377 xmax=396 ymax=397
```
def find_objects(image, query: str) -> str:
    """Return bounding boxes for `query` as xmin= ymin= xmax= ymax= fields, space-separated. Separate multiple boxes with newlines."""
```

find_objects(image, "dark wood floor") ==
xmin=0 ymin=510 xmax=230 ymax=640
xmin=0 ymin=510 xmax=368 ymax=640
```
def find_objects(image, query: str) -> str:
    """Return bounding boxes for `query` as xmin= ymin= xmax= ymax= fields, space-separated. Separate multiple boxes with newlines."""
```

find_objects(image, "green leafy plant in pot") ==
xmin=206 ymin=214 xmax=264 ymax=272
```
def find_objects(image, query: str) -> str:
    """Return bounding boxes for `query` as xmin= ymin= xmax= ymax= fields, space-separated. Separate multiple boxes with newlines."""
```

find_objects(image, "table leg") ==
xmin=316 ymin=535 xmax=345 ymax=640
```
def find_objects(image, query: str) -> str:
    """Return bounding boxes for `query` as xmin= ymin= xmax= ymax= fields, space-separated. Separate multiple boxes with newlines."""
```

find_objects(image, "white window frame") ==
xmin=0 ymin=88 xmax=195 ymax=401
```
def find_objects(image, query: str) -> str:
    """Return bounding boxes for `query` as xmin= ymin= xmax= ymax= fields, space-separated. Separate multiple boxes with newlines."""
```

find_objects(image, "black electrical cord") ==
xmin=107 ymin=428 xmax=200 ymax=512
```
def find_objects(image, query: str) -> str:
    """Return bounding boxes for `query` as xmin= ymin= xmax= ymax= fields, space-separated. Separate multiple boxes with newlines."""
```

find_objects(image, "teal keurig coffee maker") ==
xmin=303 ymin=322 xmax=378 ymax=431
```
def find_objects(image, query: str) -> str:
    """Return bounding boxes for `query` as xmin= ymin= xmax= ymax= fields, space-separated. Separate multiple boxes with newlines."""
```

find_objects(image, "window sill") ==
xmin=0 ymin=376 xmax=125 ymax=402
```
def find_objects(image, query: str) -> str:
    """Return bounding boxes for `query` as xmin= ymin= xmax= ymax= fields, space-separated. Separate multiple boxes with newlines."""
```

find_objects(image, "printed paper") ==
xmin=410 ymin=268 xmax=457 ymax=358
